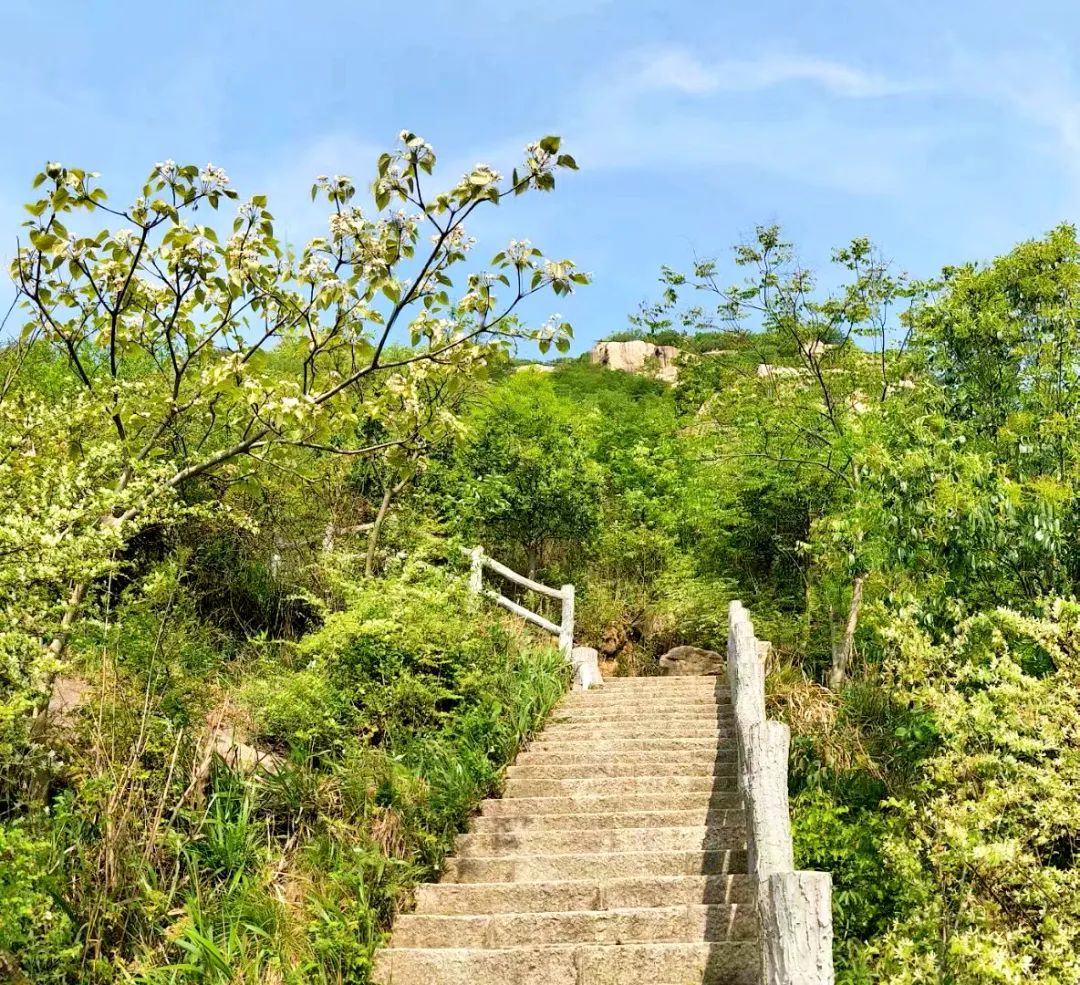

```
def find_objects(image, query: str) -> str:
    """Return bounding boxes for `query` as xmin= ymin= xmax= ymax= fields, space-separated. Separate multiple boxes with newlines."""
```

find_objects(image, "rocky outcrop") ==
xmin=756 ymin=364 xmax=806 ymax=379
xmin=590 ymin=340 xmax=682 ymax=383
xmin=658 ymin=645 xmax=724 ymax=676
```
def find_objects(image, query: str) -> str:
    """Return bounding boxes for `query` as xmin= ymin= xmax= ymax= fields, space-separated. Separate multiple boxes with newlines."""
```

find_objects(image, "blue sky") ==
xmin=3 ymin=0 xmax=1080 ymax=353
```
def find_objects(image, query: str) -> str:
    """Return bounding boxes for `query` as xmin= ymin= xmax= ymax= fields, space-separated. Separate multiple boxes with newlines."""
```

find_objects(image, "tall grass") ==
xmin=2 ymin=566 xmax=568 ymax=984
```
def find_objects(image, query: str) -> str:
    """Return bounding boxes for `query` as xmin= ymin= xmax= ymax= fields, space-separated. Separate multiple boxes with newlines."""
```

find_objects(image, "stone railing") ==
xmin=728 ymin=600 xmax=834 ymax=985
xmin=463 ymin=546 xmax=601 ymax=688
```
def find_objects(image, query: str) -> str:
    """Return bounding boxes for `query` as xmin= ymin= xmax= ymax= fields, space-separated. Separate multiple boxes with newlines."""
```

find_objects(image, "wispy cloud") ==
xmin=625 ymin=46 xmax=919 ymax=99
xmin=565 ymin=45 xmax=934 ymax=196
xmin=944 ymin=48 xmax=1080 ymax=200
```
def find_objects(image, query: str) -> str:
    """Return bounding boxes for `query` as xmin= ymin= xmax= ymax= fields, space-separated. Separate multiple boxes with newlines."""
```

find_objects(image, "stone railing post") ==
xmin=745 ymin=719 xmax=794 ymax=879
xmin=727 ymin=601 xmax=834 ymax=985
xmin=468 ymin=546 xmax=483 ymax=595
xmin=728 ymin=601 xmax=766 ymax=796
xmin=558 ymin=584 xmax=575 ymax=661
xmin=760 ymin=872 xmax=834 ymax=985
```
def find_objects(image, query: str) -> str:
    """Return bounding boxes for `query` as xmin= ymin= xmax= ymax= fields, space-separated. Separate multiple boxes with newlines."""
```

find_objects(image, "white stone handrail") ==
xmin=462 ymin=546 xmax=601 ymax=689
xmin=727 ymin=601 xmax=834 ymax=985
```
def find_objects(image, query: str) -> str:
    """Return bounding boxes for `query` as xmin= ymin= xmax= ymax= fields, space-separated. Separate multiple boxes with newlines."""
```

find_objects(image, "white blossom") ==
xmin=199 ymin=163 xmax=230 ymax=187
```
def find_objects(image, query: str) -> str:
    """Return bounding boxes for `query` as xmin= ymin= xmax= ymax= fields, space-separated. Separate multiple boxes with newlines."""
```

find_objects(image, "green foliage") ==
xmin=434 ymin=373 xmax=602 ymax=572
xmin=0 ymin=823 xmax=79 ymax=983
xmin=865 ymin=602 xmax=1080 ymax=982
xmin=792 ymin=788 xmax=914 ymax=984
xmin=0 ymin=556 xmax=566 ymax=982
xmin=10 ymin=142 xmax=1080 ymax=985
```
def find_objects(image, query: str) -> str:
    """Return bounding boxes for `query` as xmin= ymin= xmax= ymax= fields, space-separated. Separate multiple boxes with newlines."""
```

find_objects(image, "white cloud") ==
xmin=563 ymin=46 xmax=934 ymax=196
xmin=622 ymin=46 xmax=918 ymax=99
xmin=947 ymin=48 xmax=1080 ymax=179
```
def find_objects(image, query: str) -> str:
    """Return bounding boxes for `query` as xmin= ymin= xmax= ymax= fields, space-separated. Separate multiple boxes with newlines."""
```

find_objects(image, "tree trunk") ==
xmin=525 ymin=542 xmax=540 ymax=582
xmin=364 ymin=484 xmax=395 ymax=578
xmin=46 ymin=580 xmax=89 ymax=659
xmin=829 ymin=573 xmax=866 ymax=689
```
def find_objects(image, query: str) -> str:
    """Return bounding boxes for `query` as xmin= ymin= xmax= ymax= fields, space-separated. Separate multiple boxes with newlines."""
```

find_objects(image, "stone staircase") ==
xmin=375 ymin=675 xmax=759 ymax=984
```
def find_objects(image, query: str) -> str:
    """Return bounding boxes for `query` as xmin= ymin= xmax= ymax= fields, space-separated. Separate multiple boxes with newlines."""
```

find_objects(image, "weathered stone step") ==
xmin=596 ymin=677 xmax=725 ymax=689
xmin=555 ymin=697 xmax=731 ymax=710
xmin=471 ymin=808 xmax=745 ymax=834
xmin=374 ymin=941 xmax=759 ymax=985
xmin=558 ymin=697 xmax=730 ymax=713
xmin=527 ymin=737 xmax=727 ymax=754
xmin=413 ymin=874 xmax=756 ymax=914
xmin=539 ymin=724 xmax=735 ymax=740
xmin=506 ymin=760 xmax=734 ymax=780
xmin=503 ymin=775 xmax=732 ymax=799
xmin=515 ymin=747 xmax=737 ymax=768
xmin=456 ymin=826 xmax=746 ymax=857
xmin=392 ymin=903 xmax=757 ymax=948
xmin=480 ymin=791 xmax=744 ymax=817
xmin=548 ymin=711 xmax=735 ymax=726
xmin=441 ymin=849 xmax=749 ymax=883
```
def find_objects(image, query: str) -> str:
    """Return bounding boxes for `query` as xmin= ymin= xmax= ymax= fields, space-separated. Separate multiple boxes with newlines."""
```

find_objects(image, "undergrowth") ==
xmin=0 ymin=559 xmax=567 ymax=983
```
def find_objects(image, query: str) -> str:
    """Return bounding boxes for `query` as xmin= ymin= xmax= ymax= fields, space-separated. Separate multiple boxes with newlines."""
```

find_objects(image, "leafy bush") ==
xmin=1 ymin=558 xmax=567 ymax=983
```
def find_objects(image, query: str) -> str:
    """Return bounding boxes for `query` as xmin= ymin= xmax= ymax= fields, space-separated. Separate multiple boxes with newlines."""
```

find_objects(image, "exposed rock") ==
xmin=197 ymin=704 xmax=283 ymax=783
xmin=45 ymin=675 xmax=91 ymax=728
xmin=591 ymin=340 xmax=682 ymax=383
xmin=206 ymin=725 xmax=283 ymax=774
xmin=514 ymin=363 xmax=556 ymax=373
xmin=658 ymin=645 xmax=724 ymax=676
xmin=756 ymin=364 xmax=806 ymax=379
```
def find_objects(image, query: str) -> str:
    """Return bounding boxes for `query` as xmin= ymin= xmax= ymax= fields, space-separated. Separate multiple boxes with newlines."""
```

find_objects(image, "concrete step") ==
xmin=457 ymin=826 xmax=746 ymax=857
xmin=506 ymin=760 xmax=734 ymax=780
xmin=374 ymin=941 xmax=759 ymax=985
xmin=527 ymin=737 xmax=729 ymax=754
xmin=480 ymin=792 xmax=744 ymax=817
xmin=539 ymin=724 xmax=736 ymax=740
xmin=471 ymin=808 xmax=745 ymax=834
xmin=516 ymin=751 xmax=743 ymax=773
xmin=392 ymin=903 xmax=757 ymax=947
xmin=503 ymin=775 xmax=733 ymax=799
xmin=413 ymin=874 xmax=756 ymax=914
xmin=441 ymin=849 xmax=749 ymax=883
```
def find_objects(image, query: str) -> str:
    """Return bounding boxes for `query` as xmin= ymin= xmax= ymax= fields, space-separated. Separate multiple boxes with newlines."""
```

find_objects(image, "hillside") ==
xmin=3 ymin=149 xmax=1080 ymax=985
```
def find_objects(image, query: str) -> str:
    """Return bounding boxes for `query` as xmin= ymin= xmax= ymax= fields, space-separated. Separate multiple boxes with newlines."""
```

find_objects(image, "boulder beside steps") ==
xmin=374 ymin=674 xmax=760 ymax=985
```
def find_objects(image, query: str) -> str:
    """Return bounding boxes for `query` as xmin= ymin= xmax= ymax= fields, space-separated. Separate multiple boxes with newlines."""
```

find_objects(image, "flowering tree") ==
xmin=6 ymin=132 xmax=587 ymax=670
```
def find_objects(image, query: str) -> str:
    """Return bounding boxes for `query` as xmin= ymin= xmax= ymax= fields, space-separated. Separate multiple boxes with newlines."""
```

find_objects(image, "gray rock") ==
xmin=658 ymin=645 xmax=723 ymax=676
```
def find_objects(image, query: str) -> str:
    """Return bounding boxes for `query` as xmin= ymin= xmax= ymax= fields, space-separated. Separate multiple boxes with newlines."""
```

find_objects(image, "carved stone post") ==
xmin=760 ymin=872 xmax=835 ymax=985
xmin=728 ymin=601 xmax=766 ymax=794
xmin=558 ymin=584 xmax=575 ymax=661
xmin=744 ymin=720 xmax=794 ymax=879
xmin=570 ymin=646 xmax=602 ymax=689
xmin=468 ymin=546 xmax=483 ymax=595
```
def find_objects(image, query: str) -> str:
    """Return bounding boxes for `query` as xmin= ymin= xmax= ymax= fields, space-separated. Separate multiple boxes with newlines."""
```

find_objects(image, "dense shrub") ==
xmin=1 ymin=560 xmax=567 ymax=983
